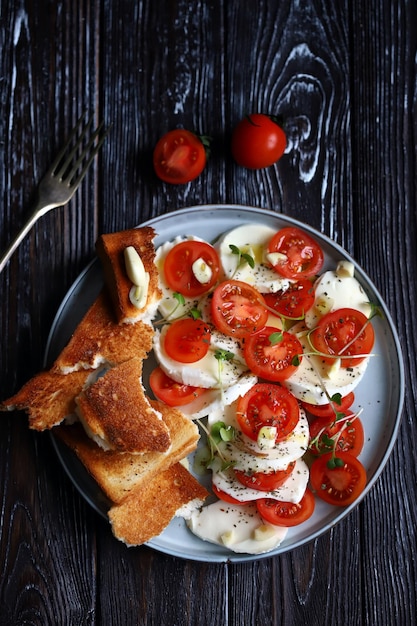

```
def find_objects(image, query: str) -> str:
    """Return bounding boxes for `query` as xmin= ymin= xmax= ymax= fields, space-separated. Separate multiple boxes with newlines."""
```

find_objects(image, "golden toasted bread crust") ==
xmin=108 ymin=462 xmax=209 ymax=546
xmin=0 ymin=369 xmax=89 ymax=430
xmin=96 ymin=227 xmax=162 ymax=324
xmin=54 ymin=400 xmax=200 ymax=503
xmin=75 ymin=358 xmax=171 ymax=454
xmin=52 ymin=291 xmax=154 ymax=374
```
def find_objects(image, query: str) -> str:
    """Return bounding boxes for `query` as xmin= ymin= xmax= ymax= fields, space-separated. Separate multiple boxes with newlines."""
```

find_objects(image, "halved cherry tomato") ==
xmin=301 ymin=391 xmax=355 ymax=418
xmin=149 ymin=366 xmax=206 ymax=407
xmin=153 ymin=129 xmax=207 ymax=184
xmin=308 ymin=414 xmax=364 ymax=457
xmin=211 ymin=280 xmax=268 ymax=339
xmin=312 ymin=308 xmax=374 ymax=368
xmin=164 ymin=318 xmax=211 ymax=363
xmin=164 ymin=240 xmax=220 ymax=297
xmin=231 ymin=114 xmax=286 ymax=169
xmin=256 ymin=489 xmax=315 ymax=527
xmin=236 ymin=383 xmax=299 ymax=443
xmin=212 ymin=483 xmax=250 ymax=505
xmin=263 ymin=279 xmax=315 ymax=319
xmin=243 ymin=327 xmax=303 ymax=382
xmin=234 ymin=462 xmax=295 ymax=492
xmin=310 ymin=451 xmax=367 ymax=506
xmin=268 ymin=226 xmax=324 ymax=279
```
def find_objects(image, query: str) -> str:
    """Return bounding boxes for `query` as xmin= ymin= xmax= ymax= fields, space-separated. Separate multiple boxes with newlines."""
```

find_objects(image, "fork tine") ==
xmin=50 ymin=112 xmax=110 ymax=186
xmin=65 ymin=121 xmax=109 ymax=187
xmin=48 ymin=111 xmax=90 ymax=175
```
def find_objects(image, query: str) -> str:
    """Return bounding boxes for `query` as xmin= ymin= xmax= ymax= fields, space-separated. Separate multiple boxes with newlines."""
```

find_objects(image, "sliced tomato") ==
xmin=149 ymin=366 xmax=206 ymax=407
xmin=211 ymin=280 xmax=268 ymax=339
xmin=268 ymin=226 xmax=324 ymax=279
xmin=243 ymin=327 xmax=303 ymax=382
xmin=164 ymin=318 xmax=211 ymax=363
xmin=234 ymin=462 xmax=295 ymax=492
xmin=256 ymin=489 xmax=315 ymax=527
xmin=163 ymin=240 xmax=220 ymax=297
xmin=309 ymin=414 xmax=364 ymax=457
xmin=212 ymin=483 xmax=250 ymax=505
xmin=263 ymin=279 xmax=315 ymax=319
xmin=301 ymin=391 xmax=355 ymax=418
xmin=153 ymin=129 xmax=207 ymax=184
xmin=312 ymin=308 xmax=374 ymax=368
xmin=236 ymin=383 xmax=299 ymax=443
xmin=310 ymin=452 xmax=367 ymax=506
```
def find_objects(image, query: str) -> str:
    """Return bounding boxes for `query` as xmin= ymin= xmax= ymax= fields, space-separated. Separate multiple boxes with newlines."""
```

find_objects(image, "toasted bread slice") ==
xmin=108 ymin=462 xmax=208 ymax=547
xmin=52 ymin=290 xmax=154 ymax=374
xmin=0 ymin=369 xmax=90 ymax=430
xmin=54 ymin=399 xmax=200 ymax=503
xmin=96 ymin=227 xmax=162 ymax=325
xmin=75 ymin=357 xmax=171 ymax=454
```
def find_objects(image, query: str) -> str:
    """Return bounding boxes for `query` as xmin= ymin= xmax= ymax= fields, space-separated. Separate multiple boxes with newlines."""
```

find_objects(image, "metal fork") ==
xmin=0 ymin=112 xmax=110 ymax=273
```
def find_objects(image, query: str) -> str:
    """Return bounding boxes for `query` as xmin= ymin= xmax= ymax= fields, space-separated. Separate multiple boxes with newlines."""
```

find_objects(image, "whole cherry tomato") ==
xmin=231 ymin=113 xmax=286 ymax=169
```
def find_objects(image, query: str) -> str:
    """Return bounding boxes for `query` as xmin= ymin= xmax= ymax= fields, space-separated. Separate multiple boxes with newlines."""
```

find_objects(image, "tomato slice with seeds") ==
xmin=212 ymin=484 xmax=250 ymax=505
xmin=234 ymin=462 xmax=295 ymax=492
xmin=268 ymin=226 xmax=324 ymax=279
xmin=308 ymin=414 xmax=364 ymax=457
xmin=256 ymin=489 xmax=315 ymax=527
xmin=243 ymin=327 xmax=303 ymax=382
xmin=211 ymin=280 xmax=268 ymax=339
xmin=153 ymin=129 xmax=206 ymax=184
xmin=301 ymin=391 xmax=355 ymax=418
xmin=312 ymin=308 xmax=374 ymax=368
xmin=164 ymin=240 xmax=220 ymax=297
xmin=149 ymin=366 xmax=206 ymax=407
xmin=164 ymin=318 xmax=211 ymax=363
xmin=236 ymin=383 xmax=299 ymax=443
xmin=310 ymin=451 xmax=367 ymax=506
xmin=263 ymin=278 xmax=315 ymax=319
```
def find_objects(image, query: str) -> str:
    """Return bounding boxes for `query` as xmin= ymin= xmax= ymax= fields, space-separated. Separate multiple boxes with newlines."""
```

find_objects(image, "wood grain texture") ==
xmin=0 ymin=0 xmax=416 ymax=624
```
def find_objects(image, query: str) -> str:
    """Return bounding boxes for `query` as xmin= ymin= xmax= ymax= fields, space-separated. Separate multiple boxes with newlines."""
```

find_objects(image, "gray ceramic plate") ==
xmin=45 ymin=205 xmax=404 ymax=563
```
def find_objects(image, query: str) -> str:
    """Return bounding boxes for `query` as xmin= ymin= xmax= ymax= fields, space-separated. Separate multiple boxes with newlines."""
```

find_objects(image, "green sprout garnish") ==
xmin=229 ymin=244 xmax=255 ymax=270
xmin=269 ymin=331 xmax=283 ymax=345
xmin=195 ymin=418 xmax=236 ymax=471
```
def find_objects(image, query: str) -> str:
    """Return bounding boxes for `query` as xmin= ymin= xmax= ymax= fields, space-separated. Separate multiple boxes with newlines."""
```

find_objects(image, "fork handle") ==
xmin=0 ymin=202 xmax=55 ymax=274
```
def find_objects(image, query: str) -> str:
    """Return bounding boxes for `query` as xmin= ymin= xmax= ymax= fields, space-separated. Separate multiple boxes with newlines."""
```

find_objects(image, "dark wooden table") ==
xmin=1 ymin=1 xmax=416 ymax=624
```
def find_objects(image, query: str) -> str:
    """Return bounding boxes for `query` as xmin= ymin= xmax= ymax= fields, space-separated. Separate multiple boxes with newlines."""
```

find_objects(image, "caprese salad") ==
xmin=148 ymin=222 xmax=376 ymax=554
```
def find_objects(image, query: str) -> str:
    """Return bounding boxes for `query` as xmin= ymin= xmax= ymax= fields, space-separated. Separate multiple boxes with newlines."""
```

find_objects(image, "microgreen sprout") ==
xmin=213 ymin=348 xmax=236 ymax=399
xmin=269 ymin=331 xmax=283 ymax=345
xmin=229 ymin=244 xmax=255 ymax=272
xmin=196 ymin=418 xmax=236 ymax=471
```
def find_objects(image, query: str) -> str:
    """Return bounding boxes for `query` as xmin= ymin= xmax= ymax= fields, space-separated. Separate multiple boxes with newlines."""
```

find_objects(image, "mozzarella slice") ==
xmin=283 ymin=323 xmax=369 ymax=405
xmin=216 ymin=224 xmax=291 ymax=293
xmin=187 ymin=501 xmax=288 ymax=554
xmin=212 ymin=458 xmax=309 ymax=504
xmin=304 ymin=266 xmax=372 ymax=329
xmin=177 ymin=373 xmax=258 ymax=419
xmin=153 ymin=326 xmax=249 ymax=389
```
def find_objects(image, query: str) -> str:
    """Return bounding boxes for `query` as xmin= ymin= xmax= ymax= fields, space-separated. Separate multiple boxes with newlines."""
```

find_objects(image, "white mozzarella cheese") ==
xmin=208 ymin=402 xmax=309 ymax=464
xmin=283 ymin=323 xmax=369 ymax=405
xmin=212 ymin=458 xmax=309 ymax=504
xmin=216 ymin=223 xmax=291 ymax=293
xmin=153 ymin=326 xmax=250 ymax=389
xmin=186 ymin=501 xmax=288 ymax=554
xmin=305 ymin=266 xmax=372 ymax=329
xmin=176 ymin=373 xmax=258 ymax=419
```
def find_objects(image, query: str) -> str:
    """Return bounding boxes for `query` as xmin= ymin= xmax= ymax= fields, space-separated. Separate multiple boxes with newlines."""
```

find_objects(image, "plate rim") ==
xmin=45 ymin=203 xmax=405 ymax=563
